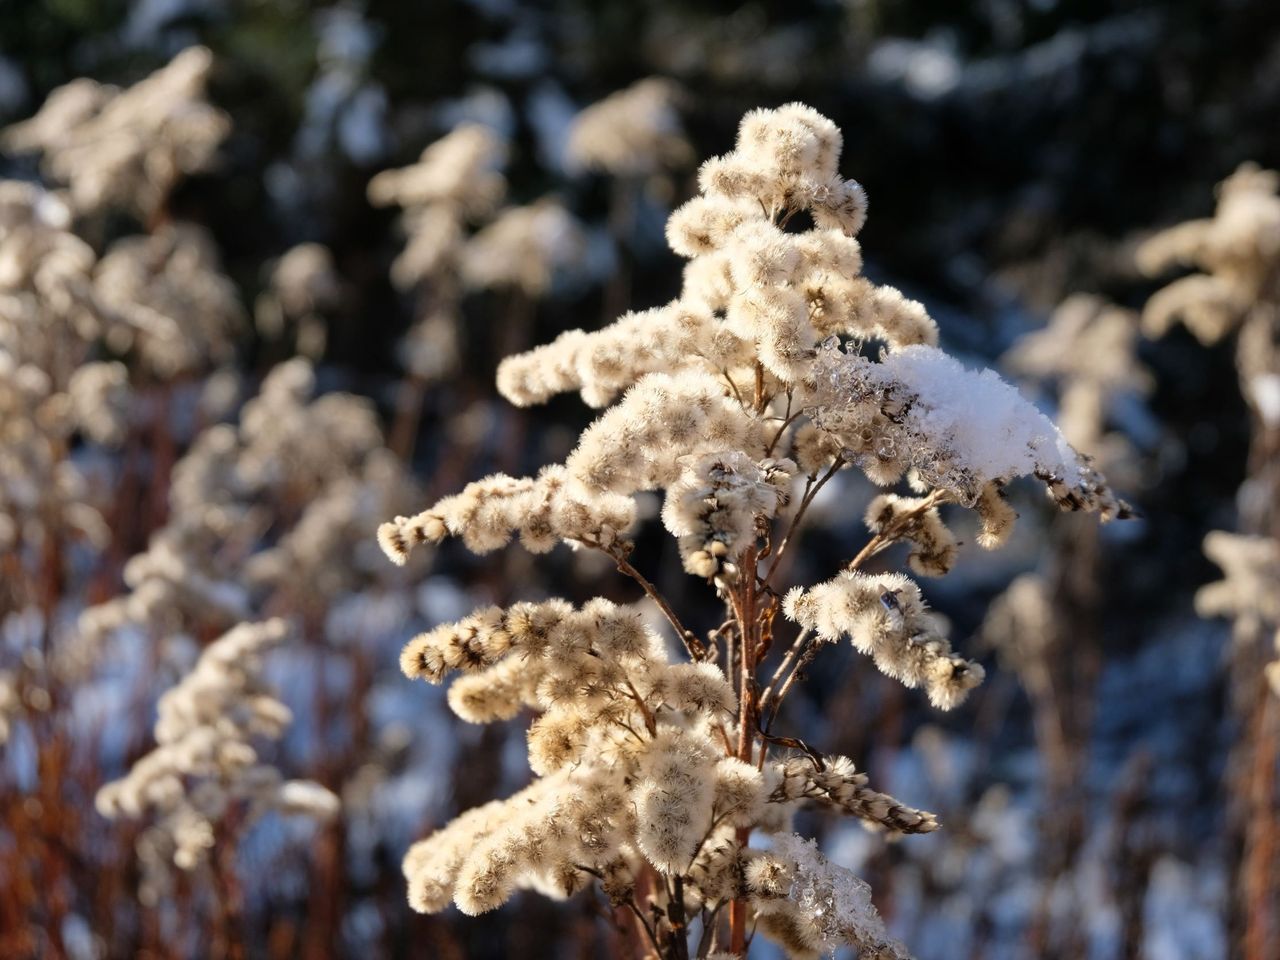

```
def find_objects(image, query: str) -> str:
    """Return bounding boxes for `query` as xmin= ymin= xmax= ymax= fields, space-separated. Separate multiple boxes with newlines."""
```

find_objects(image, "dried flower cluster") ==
xmin=255 ymin=242 xmax=344 ymax=360
xmin=566 ymin=78 xmax=692 ymax=177
xmin=1198 ymin=531 xmax=1280 ymax=695
xmin=0 ymin=184 xmax=120 ymax=562
xmin=77 ymin=355 xmax=417 ymax=910
xmin=2 ymin=47 xmax=229 ymax=218
xmin=1138 ymin=162 xmax=1280 ymax=956
xmin=96 ymin=620 xmax=338 ymax=903
xmin=368 ymin=123 xmax=507 ymax=292
xmin=1137 ymin=163 xmax=1280 ymax=350
xmin=95 ymin=222 xmax=245 ymax=376
xmin=81 ymin=358 xmax=410 ymax=647
xmin=379 ymin=103 xmax=1125 ymax=958
xmin=371 ymin=122 xmax=583 ymax=395
xmin=1139 ymin=165 xmax=1280 ymax=684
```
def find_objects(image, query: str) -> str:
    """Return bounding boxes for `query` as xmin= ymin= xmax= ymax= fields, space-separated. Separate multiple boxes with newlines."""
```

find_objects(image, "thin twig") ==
xmin=764 ymin=637 xmax=824 ymax=733
xmin=757 ymin=628 xmax=812 ymax=717
xmin=722 ymin=369 xmax=746 ymax=407
xmin=764 ymin=391 xmax=798 ymax=457
xmin=607 ymin=548 xmax=706 ymax=660
xmin=763 ymin=460 xmax=842 ymax=584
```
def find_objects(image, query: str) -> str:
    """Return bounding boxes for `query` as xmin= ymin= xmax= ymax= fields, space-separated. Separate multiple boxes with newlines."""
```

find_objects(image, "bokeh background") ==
xmin=2 ymin=1 xmax=1278 ymax=958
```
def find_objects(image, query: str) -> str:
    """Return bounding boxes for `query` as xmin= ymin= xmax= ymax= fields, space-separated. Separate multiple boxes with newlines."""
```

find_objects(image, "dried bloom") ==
xmin=663 ymin=662 xmax=738 ymax=715
xmin=1003 ymin=294 xmax=1151 ymax=399
xmin=66 ymin=361 xmax=130 ymax=445
xmin=3 ymin=47 xmax=229 ymax=217
xmin=378 ymin=465 xmax=636 ymax=563
xmin=633 ymin=727 xmax=718 ymax=873
xmin=96 ymin=620 xmax=338 ymax=879
xmin=496 ymin=301 xmax=753 ymax=409
xmin=1002 ymin=294 xmax=1151 ymax=483
xmin=973 ymin=481 xmax=1017 ymax=549
xmin=80 ymin=357 xmax=408 ymax=652
xmin=381 ymin=103 xmax=1124 ymax=957
xmin=566 ymin=372 xmax=763 ymax=496
xmin=368 ymin=123 xmax=506 ymax=220
xmin=864 ymin=493 xmax=957 ymax=577
xmin=368 ymin=122 xmax=508 ymax=384
xmin=663 ymin=452 xmax=795 ymax=577
xmin=1137 ymin=163 xmax=1280 ymax=345
xmin=770 ymin=755 xmax=938 ymax=835
xmin=1195 ymin=531 xmax=1280 ymax=626
xmin=714 ymin=757 xmax=768 ymax=827
xmin=566 ymin=78 xmax=692 ymax=177
xmin=785 ymin=571 xmax=984 ymax=709
xmin=748 ymin=834 xmax=908 ymax=959
xmin=979 ymin=573 xmax=1056 ymax=703
xmin=94 ymin=223 xmax=244 ymax=377
xmin=256 ymin=242 xmax=342 ymax=359
xmin=459 ymin=198 xmax=585 ymax=297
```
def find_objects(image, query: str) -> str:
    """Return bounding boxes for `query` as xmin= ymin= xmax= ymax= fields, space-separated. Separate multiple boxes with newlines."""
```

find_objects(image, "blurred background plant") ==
xmin=0 ymin=1 xmax=1276 ymax=958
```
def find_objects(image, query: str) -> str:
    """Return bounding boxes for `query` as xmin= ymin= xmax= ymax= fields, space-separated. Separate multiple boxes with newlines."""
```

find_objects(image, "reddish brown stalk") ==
xmin=728 ymin=546 xmax=760 ymax=956
xmin=211 ymin=817 xmax=247 ymax=960
xmin=611 ymin=551 xmax=705 ymax=660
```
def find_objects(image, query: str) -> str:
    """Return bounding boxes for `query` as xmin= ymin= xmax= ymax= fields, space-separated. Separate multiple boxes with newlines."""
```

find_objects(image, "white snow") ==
xmin=880 ymin=344 xmax=1081 ymax=484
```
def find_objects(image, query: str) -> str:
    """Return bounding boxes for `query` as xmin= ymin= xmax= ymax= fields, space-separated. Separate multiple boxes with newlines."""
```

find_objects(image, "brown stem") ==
xmin=669 ymin=875 xmax=690 ymax=960
xmin=757 ymin=629 xmax=813 ymax=722
xmin=728 ymin=548 xmax=760 ymax=956
xmin=211 ymin=818 xmax=246 ymax=960
xmin=762 ymin=460 xmax=842 ymax=585
xmin=610 ymin=550 xmax=705 ymax=660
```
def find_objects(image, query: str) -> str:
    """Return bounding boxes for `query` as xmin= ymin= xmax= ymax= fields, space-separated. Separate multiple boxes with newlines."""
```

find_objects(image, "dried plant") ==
xmin=377 ymin=104 xmax=1126 ymax=959
xmin=566 ymin=77 xmax=692 ymax=321
xmin=0 ymin=181 xmax=130 ymax=744
xmin=95 ymin=619 xmax=339 ymax=906
xmin=566 ymin=77 xmax=692 ymax=178
xmin=983 ymin=291 xmax=1153 ymax=957
xmin=1138 ymin=162 xmax=1280 ymax=960
xmin=2 ymin=46 xmax=229 ymax=220
xmin=255 ymin=242 xmax=344 ymax=361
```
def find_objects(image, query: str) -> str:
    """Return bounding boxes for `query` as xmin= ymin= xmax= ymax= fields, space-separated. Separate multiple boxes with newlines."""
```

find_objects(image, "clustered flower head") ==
xmin=746 ymin=834 xmax=911 ymax=960
xmin=255 ymin=242 xmax=344 ymax=360
xmin=81 ymin=357 xmax=411 ymax=650
xmin=94 ymin=223 xmax=245 ymax=377
xmin=0 ymin=183 xmax=135 ymax=660
xmin=784 ymin=572 xmax=983 ymax=710
xmin=1196 ymin=532 xmax=1280 ymax=628
xmin=96 ymin=620 xmax=338 ymax=901
xmin=368 ymin=123 xmax=507 ymax=291
xmin=565 ymin=77 xmax=692 ymax=177
xmin=459 ymin=197 xmax=585 ymax=297
xmin=807 ymin=340 xmax=1132 ymax=516
xmin=393 ymin=595 xmax=744 ymax=914
xmin=368 ymin=123 xmax=507 ymax=222
xmin=378 ymin=103 xmax=1127 ymax=958
xmin=2 ymin=47 xmax=230 ymax=218
xmin=1137 ymin=163 xmax=1280 ymax=347
xmin=1138 ymin=166 xmax=1280 ymax=699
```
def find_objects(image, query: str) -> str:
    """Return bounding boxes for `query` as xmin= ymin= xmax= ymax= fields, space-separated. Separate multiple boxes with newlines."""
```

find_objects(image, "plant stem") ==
xmin=670 ymin=875 xmax=690 ymax=960
xmin=763 ymin=460 xmax=842 ymax=585
xmin=728 ymin=547 xmax=760 ymax=956
xmin=611 ymin=551 xmax=705 ymax=659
